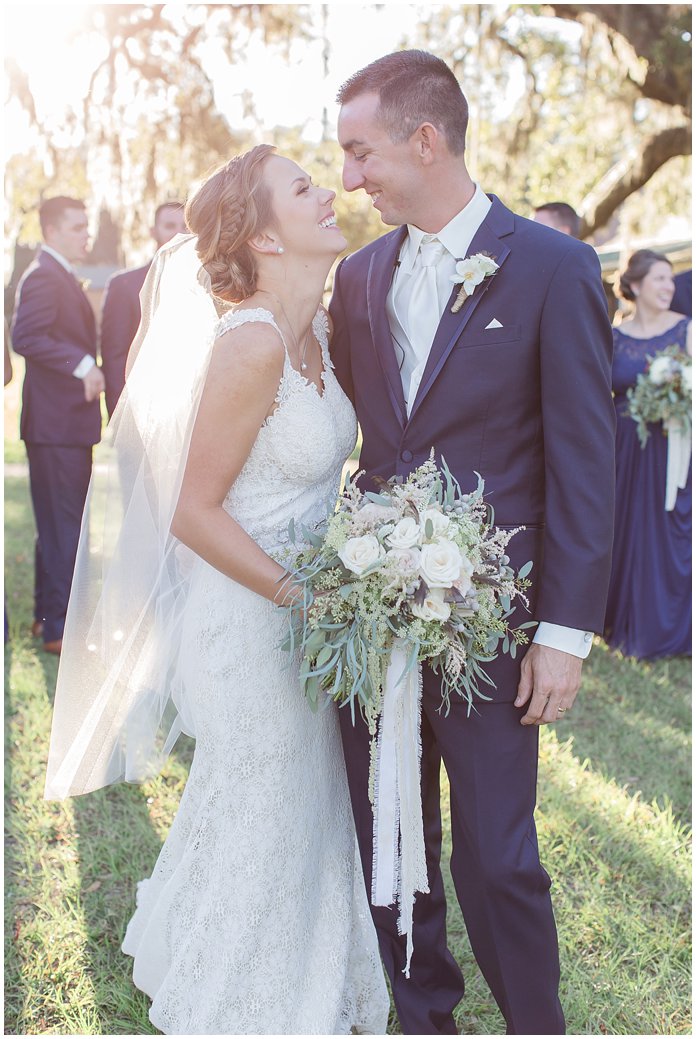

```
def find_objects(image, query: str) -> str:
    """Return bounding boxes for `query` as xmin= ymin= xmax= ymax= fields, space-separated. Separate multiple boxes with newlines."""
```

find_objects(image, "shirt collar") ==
xmin=41 ymin=245 xmax=75 ymax=276
xmin=400 ymin=185 xmax=492 ymax=273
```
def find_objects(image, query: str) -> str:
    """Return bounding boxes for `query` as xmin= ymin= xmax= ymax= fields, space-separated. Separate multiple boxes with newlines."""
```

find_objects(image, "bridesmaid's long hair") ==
xmin=186 ymin=144 xmax=276 ymax=303
xmin=618 ymin=249 xmax=671 ymax=302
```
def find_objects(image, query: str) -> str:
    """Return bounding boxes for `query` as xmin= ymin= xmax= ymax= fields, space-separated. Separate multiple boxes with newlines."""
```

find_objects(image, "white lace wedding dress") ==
xmin=121 ymin=308 xmax=389 ymax=1035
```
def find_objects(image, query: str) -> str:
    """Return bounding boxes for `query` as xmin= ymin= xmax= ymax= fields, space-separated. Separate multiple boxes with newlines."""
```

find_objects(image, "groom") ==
xmin=330 ymin=51 xmax=615 ymax=1035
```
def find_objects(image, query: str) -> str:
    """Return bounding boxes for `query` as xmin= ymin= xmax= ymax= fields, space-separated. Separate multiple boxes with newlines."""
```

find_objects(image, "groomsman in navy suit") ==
xmin=331 ymin=51 xmax=615 ymax=1035
xmin=672 ymin=268 xmax=692 ymax=317
xmin=11 ymin=196 xmax=103 ymax=654
xmin=100 ymin=202 xmax=186 ymax=416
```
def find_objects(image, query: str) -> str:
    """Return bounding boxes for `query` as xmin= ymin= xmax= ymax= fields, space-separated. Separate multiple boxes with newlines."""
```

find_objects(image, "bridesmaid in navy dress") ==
xmin=604 ymin=249 xmax=692 ymax=659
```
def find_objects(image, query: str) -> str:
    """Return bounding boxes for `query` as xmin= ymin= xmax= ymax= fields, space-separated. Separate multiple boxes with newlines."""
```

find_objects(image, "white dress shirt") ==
xmin=385 ymin=186 xmax=593 ymax=659
xmin=388 ymin=185 xmax=492 ymax=413
xmin=41 ymin=245 xmax=95 ymax=379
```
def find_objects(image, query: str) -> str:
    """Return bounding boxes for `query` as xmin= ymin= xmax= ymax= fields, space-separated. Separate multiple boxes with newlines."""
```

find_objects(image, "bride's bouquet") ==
xmin=281 ymin=455 xmax=534 ymax=974
xmin=627 ymin=344 xmax=692 ymax=448
xmin=283 ymin=455 xmax=533 ymax=725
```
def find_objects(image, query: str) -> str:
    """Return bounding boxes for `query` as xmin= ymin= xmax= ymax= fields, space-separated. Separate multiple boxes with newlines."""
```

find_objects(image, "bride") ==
xmin=44 ymin=145 xmax=389 ymax=1035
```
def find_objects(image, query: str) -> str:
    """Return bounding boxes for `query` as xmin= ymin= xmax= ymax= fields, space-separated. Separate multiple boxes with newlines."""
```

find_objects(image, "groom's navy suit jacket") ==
xmin=330 ymin=195 xmax=615 ymax=693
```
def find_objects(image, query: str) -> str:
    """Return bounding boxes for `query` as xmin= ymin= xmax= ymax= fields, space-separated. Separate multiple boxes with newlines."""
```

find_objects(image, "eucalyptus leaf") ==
xmin=315 ymin=645 xmax=332 ymax=668
xmin=305 ymin=628 xmax=326 ymax=656
xmin=305 ymin=674 xmax=321 ymax=709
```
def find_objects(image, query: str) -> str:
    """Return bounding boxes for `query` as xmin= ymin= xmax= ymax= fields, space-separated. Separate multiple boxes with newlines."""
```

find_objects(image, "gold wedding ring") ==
xmin=557 ymin=706 xmax=567 ymax=713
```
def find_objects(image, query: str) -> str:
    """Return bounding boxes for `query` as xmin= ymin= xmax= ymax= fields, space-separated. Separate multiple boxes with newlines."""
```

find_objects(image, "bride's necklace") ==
xmin=258 ymin=290 xmax=312 ymax=371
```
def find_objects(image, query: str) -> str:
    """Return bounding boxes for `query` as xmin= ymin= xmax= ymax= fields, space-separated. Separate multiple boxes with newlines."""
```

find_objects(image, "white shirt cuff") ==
xmin=73 ymin=355 xmax=96 ymax=379
xmin=533 ymin=621 xmax=593 ymax=659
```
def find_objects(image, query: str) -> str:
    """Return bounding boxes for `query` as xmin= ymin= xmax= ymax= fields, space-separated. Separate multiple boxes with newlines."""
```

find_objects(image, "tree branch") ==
xmin=545 ymin=4 xmax=691 ymax=112
xmin=578 ymin=123 xmax=691 ymax=237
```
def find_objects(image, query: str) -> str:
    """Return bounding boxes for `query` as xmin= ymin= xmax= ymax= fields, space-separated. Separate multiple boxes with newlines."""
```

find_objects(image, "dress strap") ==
xmin=311 ymin=307 xmax=334 ymax=369
xmin=215 ymin=307 xmax=292 ymax=362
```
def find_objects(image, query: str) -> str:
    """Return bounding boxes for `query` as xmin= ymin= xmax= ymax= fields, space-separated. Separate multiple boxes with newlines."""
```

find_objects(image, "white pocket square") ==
xmin=485 ymin=318 xmax=503 ymax=329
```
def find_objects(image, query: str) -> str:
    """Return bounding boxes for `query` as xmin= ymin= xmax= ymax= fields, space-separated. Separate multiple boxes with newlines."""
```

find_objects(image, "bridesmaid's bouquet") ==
xmin=282 ymin=455 xmax=533 ymax=726
xmin=627 ymin=344 xmax=692 ymax=448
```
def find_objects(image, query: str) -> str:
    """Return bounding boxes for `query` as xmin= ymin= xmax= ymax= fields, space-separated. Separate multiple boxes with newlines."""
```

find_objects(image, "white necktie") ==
xmin=407 ymin=236 xmax=445 ymax=358
xmin=401 ymin=236 xmax=445 ymax=414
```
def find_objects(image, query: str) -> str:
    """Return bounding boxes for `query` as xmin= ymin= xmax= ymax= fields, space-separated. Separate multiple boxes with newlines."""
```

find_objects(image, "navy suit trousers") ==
xmin=25 ymin=443 xmax=92 ymax=643
xmin=340 ymin=666 xmax=565 ymax=1035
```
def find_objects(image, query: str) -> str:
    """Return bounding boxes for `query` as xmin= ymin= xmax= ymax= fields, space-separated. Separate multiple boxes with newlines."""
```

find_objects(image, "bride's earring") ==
xmin=277 ymin=246 xmax=284 ymax=254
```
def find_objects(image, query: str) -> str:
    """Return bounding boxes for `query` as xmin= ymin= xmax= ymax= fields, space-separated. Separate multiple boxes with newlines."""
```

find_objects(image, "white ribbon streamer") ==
xmin=665 ymin=418 xmax=691 ymax=511
xmin=371 ymin=642 xmax=429 ymax=976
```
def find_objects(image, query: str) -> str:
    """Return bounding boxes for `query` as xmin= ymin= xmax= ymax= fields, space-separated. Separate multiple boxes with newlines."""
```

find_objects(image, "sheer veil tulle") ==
xmin=45 ymin=234 xmax=223 ymax=800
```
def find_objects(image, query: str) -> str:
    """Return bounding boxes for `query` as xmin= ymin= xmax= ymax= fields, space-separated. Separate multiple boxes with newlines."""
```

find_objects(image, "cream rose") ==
xmin=419 ymin=507 xmax=450 ymax=540
xmin=411 ymin=587 xmax=451 ymax=622
xmin=419 ymin=538 xmax=463 ymax=588
xmin=386 ymin=546 xmax=422 ymax=577
xmin=649 ymin=356 xmax=676 ymax=385
xmin=386 ymin=516 xmax=422 ymax=550
xmin=681 ymin=363 xmax=692 ymax=391
xmin=338 ymin=534 xmax=384 ymax=576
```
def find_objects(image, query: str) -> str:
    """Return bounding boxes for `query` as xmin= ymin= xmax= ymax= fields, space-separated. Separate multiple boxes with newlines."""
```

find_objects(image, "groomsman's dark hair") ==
xmin=534 ymin=202 xmax=580 ymax=238
xmin=154 ymin=201 xmax=184 ymax=223
xmin=39 ymin=196 xmax=85 ymax=236
xmin=337 ymin=50 xmax=468 ymax=156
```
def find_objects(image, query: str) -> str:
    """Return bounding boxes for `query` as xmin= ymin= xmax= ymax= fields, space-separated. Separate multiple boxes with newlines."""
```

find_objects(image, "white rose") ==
xmin=680 ymin=364 xmax=692 ymax=391
xmin=411 ymin=587 xmax=451 ymax=622
xmin=386 ymin=516 xmax=422 ymax=550
xmin=338 ymin=534 xmax=384 ymax=576
xmin=386 ymin=546 xmax=422 ymax=577
xmin=420 ymin=507 xmax=450 ymax=540
xmin=649 ymin=356 xmax=675 ymax=385
xmin=419 ymin=538 xmax=463 ymax=588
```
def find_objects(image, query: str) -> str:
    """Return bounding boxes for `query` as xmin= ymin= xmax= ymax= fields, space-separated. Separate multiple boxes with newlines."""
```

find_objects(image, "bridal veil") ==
xmin=45 ymin=234 xmax=222 ymax=799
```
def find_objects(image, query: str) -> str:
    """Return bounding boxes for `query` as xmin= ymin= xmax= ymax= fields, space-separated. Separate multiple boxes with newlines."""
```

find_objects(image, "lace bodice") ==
xmin=612 ymin=317 xmax=690 ymax=398
xmin=217 ymin=307 xmax=357 ymax=561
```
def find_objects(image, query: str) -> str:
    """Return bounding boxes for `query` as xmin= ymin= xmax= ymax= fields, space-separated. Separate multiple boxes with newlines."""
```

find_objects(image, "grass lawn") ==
xmin=4 ymin=436 xmax=692 ymax=1035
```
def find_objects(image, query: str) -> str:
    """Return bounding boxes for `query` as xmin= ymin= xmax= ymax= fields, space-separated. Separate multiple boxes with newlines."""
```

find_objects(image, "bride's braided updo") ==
xmin=185 ymin=144 xmax=276 ymax=303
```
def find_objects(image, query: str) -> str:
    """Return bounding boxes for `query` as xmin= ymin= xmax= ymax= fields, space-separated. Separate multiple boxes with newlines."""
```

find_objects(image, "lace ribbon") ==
xmin=371 ymin=642 xmax=429 ymax=977
xmin=665 ymin=418 xmax=691 ymax=511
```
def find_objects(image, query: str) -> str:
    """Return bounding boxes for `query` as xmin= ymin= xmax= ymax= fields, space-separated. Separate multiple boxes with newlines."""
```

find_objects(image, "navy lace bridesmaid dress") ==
xmin=603 ymin=317 xmax=691 ymax=659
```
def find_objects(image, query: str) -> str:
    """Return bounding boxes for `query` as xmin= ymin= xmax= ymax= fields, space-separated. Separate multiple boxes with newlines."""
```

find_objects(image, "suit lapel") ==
xmin=408 ymin=198 xmax=513 ymax=423
xmin=43 ymin=253 xmax=96 ymax=339
xmin=366 ymin=228 xmax=408 ymax=426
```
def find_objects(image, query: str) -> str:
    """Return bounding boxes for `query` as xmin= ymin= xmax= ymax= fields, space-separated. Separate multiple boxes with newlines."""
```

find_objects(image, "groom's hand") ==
xmin=515 ymin=643 xmax=582 ymax=726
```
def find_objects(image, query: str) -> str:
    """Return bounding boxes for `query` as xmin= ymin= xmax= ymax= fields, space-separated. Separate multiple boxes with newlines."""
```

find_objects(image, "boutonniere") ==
xmin=450 ymin=253 xmax=499 ymax=313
